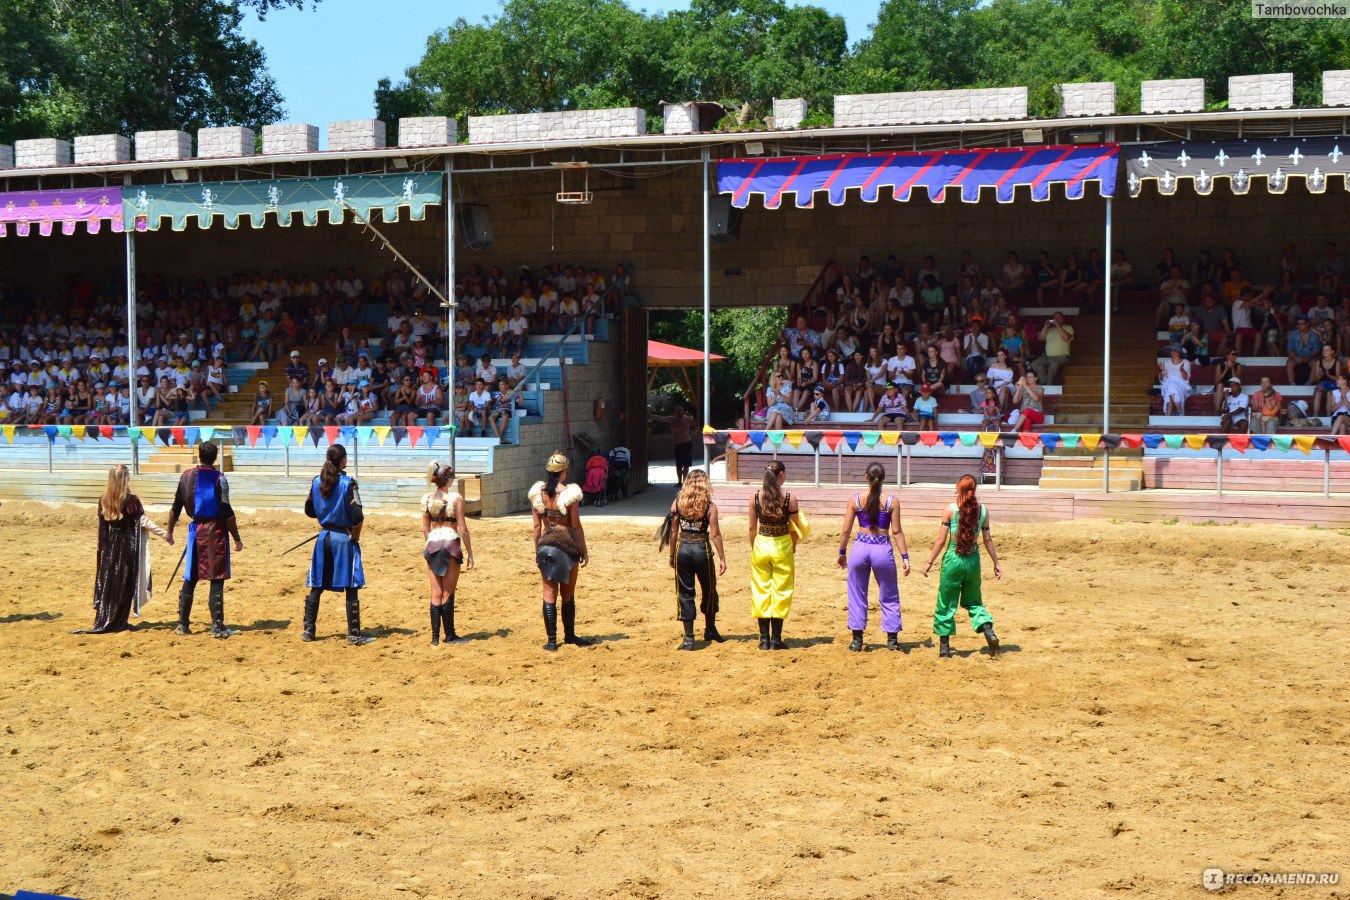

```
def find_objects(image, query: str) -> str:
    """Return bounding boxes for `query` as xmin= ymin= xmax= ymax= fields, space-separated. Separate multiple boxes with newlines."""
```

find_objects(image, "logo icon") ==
xmin=1202 ymin=868 xmax=1224 ymax=892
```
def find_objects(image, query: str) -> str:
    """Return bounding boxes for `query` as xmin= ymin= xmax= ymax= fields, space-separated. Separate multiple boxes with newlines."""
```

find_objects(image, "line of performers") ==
xmin=78 ymin=444 xmax=1003 ymax=658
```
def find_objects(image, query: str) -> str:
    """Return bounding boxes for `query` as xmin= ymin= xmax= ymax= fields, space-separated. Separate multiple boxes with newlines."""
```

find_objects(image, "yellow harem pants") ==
xmin=750 ymin=532 xmax=795 ymax=619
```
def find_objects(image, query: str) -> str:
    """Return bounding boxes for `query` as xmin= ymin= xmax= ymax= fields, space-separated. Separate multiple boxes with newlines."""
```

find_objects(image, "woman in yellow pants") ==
xmin=748 ymin=459 xmax=801 ymax=650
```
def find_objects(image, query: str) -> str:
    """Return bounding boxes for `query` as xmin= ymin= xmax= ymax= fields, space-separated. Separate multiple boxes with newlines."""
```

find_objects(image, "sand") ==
xmin=0 ymin=499 xmax=1347 ymax=899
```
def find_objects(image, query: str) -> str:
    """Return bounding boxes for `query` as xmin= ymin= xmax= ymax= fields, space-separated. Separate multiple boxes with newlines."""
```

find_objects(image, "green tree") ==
xmin=649 ymin=307 xmax=785 ymax=423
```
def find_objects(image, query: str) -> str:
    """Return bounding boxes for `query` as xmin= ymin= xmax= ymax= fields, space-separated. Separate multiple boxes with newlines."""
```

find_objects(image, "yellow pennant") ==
xmin=784 ymin=430 xmax=804 ymax=448
xmin=1183 ymin=434 xmax=1207 ymax=450
xmin=880 ymin=432 xmax=901 ymax=446
xmin=293 ymin=426 xmax=309 ymax=446
xmin=978 ymin=432 xmax=999 ymax=448
xmin=374 ymin=426 xmax=391 ymax=446
xmin=1 ymin=425 xmax=14 ymax=444
xmin=1294 ymin=435 xmax=1316 ymax=455
xmin=1080 ymin=434 xmax=1101 ymax=452
xmin=71 ymin=425 xmax=86 ymax=441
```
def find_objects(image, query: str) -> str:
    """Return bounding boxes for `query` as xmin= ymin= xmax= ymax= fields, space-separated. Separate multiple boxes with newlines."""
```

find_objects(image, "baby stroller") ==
xmin=582 ymin=453 xmax=610 ymax=507
xmin=607 ymin=445 xmax=632 ymax=501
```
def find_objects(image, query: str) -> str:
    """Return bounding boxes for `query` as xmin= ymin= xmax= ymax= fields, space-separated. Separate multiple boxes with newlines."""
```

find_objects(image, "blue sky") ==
xmin=240 ymin=0 xmax=876 ymax=146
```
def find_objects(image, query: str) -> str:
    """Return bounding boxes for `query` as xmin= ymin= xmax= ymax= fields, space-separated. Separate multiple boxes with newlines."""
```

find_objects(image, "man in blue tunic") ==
xmin=167 ymin=441 xmax=243 ymax=638
xmin=302 ymin=444 xmax=373 ymax=645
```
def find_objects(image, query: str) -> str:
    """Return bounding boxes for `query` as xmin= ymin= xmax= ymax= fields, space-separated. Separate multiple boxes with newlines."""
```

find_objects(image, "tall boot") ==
xmin=441 ymin=592 xmax=462 ymax=643
xmin=345 ymin=589 xmax=374 ymax=646
xmin=542 ymin=602 xmax=558 ymax=652
xmin=301 ymin=589 xmax=320 ymax=642
xmin=703 ymin=613 xmax=725 ymax=644
xmin=770 ymin=617 xmax=787 ymax=650
xmin=886 ymin=632 xmax=901 ymax=652
xmin=849 ymin=629 xmax=864 ymax=653
xmin=979 ymin=622 xmax=1000 ymax=656
xmin=938 ymin=635 xmax=953 ymax=658
xmin=175 ymin=582 xmax=195 ymax=635
xmin=208 ymin=583 xmax=235 ymax=639
xmin=757 ymin=618 xmax=771 ymax=651
xmin=561 ymin=600 xmax=592 ymax=647
xmin=678 ymin=619 xmax=696 ymax=651
xmin=429 ymin=603 xmax=442 ymax=646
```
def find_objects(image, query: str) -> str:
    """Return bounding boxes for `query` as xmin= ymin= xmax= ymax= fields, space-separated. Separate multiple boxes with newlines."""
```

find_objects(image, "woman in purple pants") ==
xmin=836 ymin=462 xmax=911 ymax=652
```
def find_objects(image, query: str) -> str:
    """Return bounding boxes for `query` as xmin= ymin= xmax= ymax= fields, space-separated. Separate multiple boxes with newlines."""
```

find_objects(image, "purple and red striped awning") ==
xmin=717 ymin=144 xmax=1119 ymax=209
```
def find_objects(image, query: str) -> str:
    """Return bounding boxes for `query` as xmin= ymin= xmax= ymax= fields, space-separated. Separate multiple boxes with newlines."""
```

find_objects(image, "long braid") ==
xmin=954 ymin=474 xmax=979 ymax=556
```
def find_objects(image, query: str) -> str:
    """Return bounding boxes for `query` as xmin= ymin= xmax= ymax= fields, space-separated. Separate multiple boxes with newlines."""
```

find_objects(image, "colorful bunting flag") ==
xmin=766 ymin=430 xmax=785 ymax=447
xmin=1060 ymin=433 xmax=1080 ymax=449
xmin=1119 ymin=434 xmax=1142 ymax=449
xmin=374 ymin=426 xmax=390 ymax=446
xmin=199 ymin=426 xmax=215 ymax=443
xmin=1183 ymin=434 xmax=1206 ymax=450
xmin=356 ymin=426 xmax=374 ymax=446
xmin=804 ymin=430 xmax=823 ymax=450
xmin=392 ymin=427 xmax=407 ymax=446
xmin=246 ymin=425 xmax=261 ymax=447
xmin=880 ymin=432 xmax=901 ymax=446
xmin=185 ymin=426 xmax=200 ymax=446
xmin=2 ymin=425 xmax=14 ymax=443
xmin=1338 ymin=436 xmax=1350 ymax=454
xmin=958 ymin=432 xmax=978 ymax=447
xmin=57 ymin=425 xmax=72 ymax=441
xmin=99 ymin=425 xmax=114 ymax=440
xmin=1272 ymin=436 xmax=1294 ymax=452
xmin=42 ymin=425 xmax=58 ymax=443
xmin=822 ymin=431 xmax=841 ymax=451
xmin=1041 ymin=433 xmax=1061 ymax=451
xmin=261 ymin=426 xmax=277 ymax=448
xmin=1080 ymin=434 xmax=1101 ymax=452
xmin=1162 ymin=435 xmax=1183 ymax=449
xmin=170 ymin=426 xmax=186 ymax=446
xmin=294 ymin=425 xmax=308 ymax=446
xmin=919 ymin=431 xmax=939 ymax=447
xmin=408 ymin=426 xmax=424 ymax=448
xmin=1250 ymin=435 xmax=1272 ymax=451
xmin=1229 ymin=434 xmax=1250 ymax=453
xmin=861 ymin=432 xmax=881 ymax=447
xmin=276 ymin=426 xmax=293 ymax=445
xmin=784 ymin=430 xmax=804 ymax=448
xmin=324 ymin=425 xmax=340 ymax=446
xmin=844 ymin=431 xmax=862 ymax=451
xmin=71 ymin=425 xmax=86 ymax=441
xmin=977 ymin=432 xmax=999 ymax=448
xmin=729 ymin=430 xmax=748 ymax=447
xmin=1294 ymin=435 xmax=1316 ymax=455
xmin=939 ymin=432 xmax=959 ymax=447
xmin=1017 ymin=432 xmax=1039 ymax=449
xmin=424 ymin=426 xmax=440 ymax=446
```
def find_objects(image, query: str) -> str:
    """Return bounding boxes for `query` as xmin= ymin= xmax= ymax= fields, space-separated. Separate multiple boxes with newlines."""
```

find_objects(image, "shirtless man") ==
xmin=653 ymin=404 xmax=696 ymax=485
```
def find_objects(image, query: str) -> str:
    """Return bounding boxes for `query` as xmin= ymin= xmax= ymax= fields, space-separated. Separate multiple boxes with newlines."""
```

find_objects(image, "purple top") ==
xmin=855 ymin=495 xmax=892 ymax=530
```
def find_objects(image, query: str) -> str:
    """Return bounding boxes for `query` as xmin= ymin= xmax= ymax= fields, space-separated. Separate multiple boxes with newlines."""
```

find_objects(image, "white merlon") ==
xmin=772 ymin=98 xmax=807 ymax=129
xmin=1141 ymin=78 xmax=1205 ymax=114
xmin=1229 ymin=73 xmax=1293 ymax=111
xmin=0 ymin=144 xmax=12 ymax=169
xmin=662 ymin=102 xmax=697 ymax=135
xmin=262 ymin=123 xmax=319 ymax=155
xmin=15 ymin=138 xmax=71 ymax=168
xmin=328 ymin=119 xmax=387 ymax=151
xmin=398 ymin=116 xmax=456 ymax=147
xmin=1057 ymin=82 xmax=1116 ymax=117
xmin=134 ymin=130 xmax=192 ymax=161
xmin=1324 ymin=70 xmax=1350 ymax=107
xmin=197 ymin=126 xmax=255 ymax=158
xmin=833 ymin=87 xmax=1028 ymax=127
xmin=74 ymin=134 xmax=131 ymax=165
xmin=468 ymin=107 xmax=646 ymax=144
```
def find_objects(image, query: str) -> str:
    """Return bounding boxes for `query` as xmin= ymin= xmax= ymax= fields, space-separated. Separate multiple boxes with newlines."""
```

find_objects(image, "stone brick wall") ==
xmin=262 ymin=124 xmax=319 ymax=154
xmin=399 ymin=117 xmax=456 ymax=147
xmin=0 ymin=144 xmax=12 ymax=168
xmin=1057 ymin=82 xmax=1115 ymax=117
xmin=773 ymin=98 xmax=807 ymax=129
xmin=1141 ymin=79 xmax=1205 ymax=114
xmin=1229 ymin=73 xmax=1293 ymax=111
xmin=662 ymin=103 xmax=697 ymax=135
xmin=74 ymin=135 xmax=131 ymax=165
xmin=1324 ymin=70 xmax=1350 ymax=106
xmin=15 ymin=138 xmax=71 ymax=168
xmin=468 ymin=108 xmax=646 ymax=144
xmin=329 ymin=119 xmax=387 ymax=151
xmin=834 ymin=88 xmax=1028 ymax=127
xmin=134 ymin=130 xmax=192 ymax=161
xmin=198 ymin=127 xmax=255 ymax=158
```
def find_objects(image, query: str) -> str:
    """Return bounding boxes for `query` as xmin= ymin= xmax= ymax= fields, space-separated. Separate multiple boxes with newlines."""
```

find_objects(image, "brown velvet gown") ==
xmin=77 ymin=495 xmax=146 ymax=634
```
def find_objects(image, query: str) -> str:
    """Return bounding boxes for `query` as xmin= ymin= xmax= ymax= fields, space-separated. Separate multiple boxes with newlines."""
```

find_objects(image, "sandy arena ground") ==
xmin=0 ymin=498 xmax=1347 ymax=899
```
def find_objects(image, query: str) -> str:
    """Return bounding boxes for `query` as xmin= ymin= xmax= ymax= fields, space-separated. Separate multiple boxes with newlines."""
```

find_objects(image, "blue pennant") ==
xmin=1041 ymin=433 xmax=1061 ymax=451
xmin=261 ymin=425 xmax=278 ymax=448
xmin=1249 ymin=434 xmax=1272 ymax=451
xmin=424 ymin=426 xmax=441 ymax=446
xmin=749 ymin=431 xmax=767 ymax=449
xmin=938 ymin=431 xmax=958 ymax=447
xmin=1142 ymin=434 xmax=1164 ymax=449
xmin=843 ymin=431 xmax=861 ymax=451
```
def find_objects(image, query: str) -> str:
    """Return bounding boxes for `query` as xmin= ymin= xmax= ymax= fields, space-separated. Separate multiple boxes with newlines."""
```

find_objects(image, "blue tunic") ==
xmin=306 ymin=473 xmax=365 ymax=590
xmin=181 ymin=466 xmax=231 ymax=581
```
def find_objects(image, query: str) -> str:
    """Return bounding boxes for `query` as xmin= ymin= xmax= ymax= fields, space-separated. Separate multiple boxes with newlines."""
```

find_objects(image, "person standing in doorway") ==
xmin=652 ymin=403 xmax=696 ymax=485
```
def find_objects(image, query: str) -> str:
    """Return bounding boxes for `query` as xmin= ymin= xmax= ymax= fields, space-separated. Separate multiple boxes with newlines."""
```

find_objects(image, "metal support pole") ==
xmin=1325 ymin=446 xmax=1332 ymax=499
xmin=813 ymin=443 xmax=820 ymax=487
xmin=1103 ymin=447 xmax=1111 ymax=494
xmin=895 ymin=439 xmax=903 ymax=489
xmin=47 ymin=438 xmax=53 ymax=474
xmin=124 ymin=223 xmax=139 ymax=475
xmin=837 ymin=445 xmax=843 ymax=484
xmin=701 ymin=148 xmax=712 ymax=472
xmin=444 ymin=159 xmax=457 ymax=471
xmin=1102 ymin=196 xmax=1114 ymax=436
xmin=1216 ymin=448 xmax=1224 ymax=496
xmin=353 ymin=437 xmax=360 ymax=480
xmin=285 ymin=441 xmax=290 ymax=478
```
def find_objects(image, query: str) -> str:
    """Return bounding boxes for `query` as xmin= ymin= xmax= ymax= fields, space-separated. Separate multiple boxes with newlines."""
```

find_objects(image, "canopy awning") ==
xmin=648 ymin=339 xmax=726 ymax=366
xmin=0 ymin=187 xmax=124 ymax=237
xmin=1125 ymin=136 xmax=1350 ymax=197
xmin=124 ymin=172 xmax=442 ymax=231
xmin=717 ymin=145 xmax=1118 ymax=209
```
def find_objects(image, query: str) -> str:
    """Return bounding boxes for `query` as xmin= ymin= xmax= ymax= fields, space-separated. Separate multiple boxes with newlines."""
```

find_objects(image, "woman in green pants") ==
xmin=922 ymin=474 xmax=1002 ymax=658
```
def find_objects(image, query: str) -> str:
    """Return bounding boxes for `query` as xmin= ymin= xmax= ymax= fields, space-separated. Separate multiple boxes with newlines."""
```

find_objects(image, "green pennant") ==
xmin=766 ymin=430 xmax=786 ymax=447
xmin=1060 ymin=433 xmax=1081 ymax=448
xmin=862 ymin=432 xmax=881 ymax=447
xmin=1163 ymin=434 xmax=1184 ymax=449
xmin=1272 ymin=435 xmax=1294 ymax=452
xmin=958 ymin=432 xmax=978 ymax=446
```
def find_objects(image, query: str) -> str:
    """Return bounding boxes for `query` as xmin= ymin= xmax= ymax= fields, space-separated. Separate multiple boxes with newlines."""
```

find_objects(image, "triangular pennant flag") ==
xmin=1080 ymin=434 xmax=1101 ymax=452
xmin=309 ymin=427 xmax=323 ymax=447
xmin=1017 ymin=432 xmax=1039 ymax=449
xmin=391 ymin=426 xmax=407 ymax=446
xmin=43 ymin=425 xmax=58 ymax=443
xmin=1229 ymin=433 xmax=1251 ymax=453
xmin=424 ymin=426 xmax=441 ymax=446
xmin=1250 ymin=434 xmax=1272 ymax=451
xmin=862 ymin=432 xmax=881 ymax=447
xmin=1205 ymin=435 xmax=1229 ymax=450
xmin=185 ymin=427 xmax=200 ymax=446
xmin=1 ymin=425 xmax=13 ymax=444
xmin=844 ymin=431 xmax=862 ymax=451
xmin=978 ymin=431 xmax=999 ymax=448
xmin=340 ymin=426 xmax=357 ymax=446
xmin=86 ymin=425 xmax=100 ymax=442
xmin=901 ymin=432 xmax=920 ymax=445
xmin=748 ymin=431 xmax=766 ymax=449
xmin=71 ymin=425 xmax=86 ymax=441
xmin=936 ymin=432 xmax=956 ymax=447
xmin=1338 ymin=436 xmax=1350 ymax=454
xmin=822 ymin=431 xmax=841 ymax=451
xmin=804 ymin=430 xmax=824 ymax=450
xmin=231 ymin=426 xmax=247 ymax=444
xmin=766 ymin=430 xmax=785 ymax=447
xmin=958 ymin=432 xmax=978 ymax=447
xmin=408 ymin=425 xmax=424 ymax=448
xmin=374 ymin=426 xmax=390 ymax=446
xmin=170 ymin=426 xmax=186 ymax=446
xmin=1040 ymin=433 xmax=1062 ymax=451
xmin=57 ymin=425 xmax=72 ymax=442
xmin=276 ymin=426 xmax=293 ymax=446
xmin=1141 ymin=434 xmax=1162 ymax=449
xmin=1162 ymin=435 xmax=1183 ymax=449
xmin=729 ymin=430 xmax=749 ymax=447
xmin=261 ymin=426 xmax=277 ymax=448
xmin=879 ymin=432 xmax=901 ymax=446
xmin=919 ymin=431 xmax=939 ymax=447
xmin=1183 ymin=434 xmax=1207 ymax=450
xmin=246 ymin=425 xmax=261 ymax=447
xmin=293 ymin=425 xmax=308 ymax=446
xmin=784 ymin=430 xmax=804 ymax=448
xmin=199 ymin=426 xmax=214 ymax=443
xmin=99 ymin=425 xmax=114 ymax=440
xmin=1060 ymin=433 xmax=1080 ymax=449
xmin=324 ymin=425 xmax=339 ymax=446
xmin=1294 ymin=435 xmax=1316 ymax=455
xmin=155 ymin=427 xmax=171 ymax=445
xmin=356 ymin=426 xmax=374 ymax=446
xmin=1272 ymin=435 xmax=1294 ymax=452
xmin=1118 ymin=434 xmax=1142 ymax=449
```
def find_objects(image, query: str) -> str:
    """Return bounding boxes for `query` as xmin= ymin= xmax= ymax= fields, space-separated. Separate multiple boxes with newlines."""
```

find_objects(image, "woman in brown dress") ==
xmin=529 ymin=451 xmax=591 ymax=652
xmin=77 ymin=464 xmax=172 ymax=634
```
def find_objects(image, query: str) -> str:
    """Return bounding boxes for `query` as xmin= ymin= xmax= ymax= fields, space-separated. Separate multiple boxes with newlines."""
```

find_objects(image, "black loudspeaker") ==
xmin=709 ymin=195 xmax=742 ymax=243
xmin=459 ymin=204 xmax=493 ymax=249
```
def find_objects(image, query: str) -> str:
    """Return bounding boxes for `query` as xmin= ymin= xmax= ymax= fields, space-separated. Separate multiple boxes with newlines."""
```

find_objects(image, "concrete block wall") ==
xmin=1057 ymin=82 xmax=1115 ymax=117
xmin=834 ymin=87 xmax=1028 ymax=127
xmin=1324 ymin=70 xmax=1350 ymax=106
xmin=15 ymin=138 xmax=71 ymax=168
xmin=468 ymin=107 xmax=646 ymax=144
xmin=134 ymin=130 xmax=192 ymax=161
xmin=398 ymin=116 xmax=456 ymax=147
xmin=1229 ymin=73 xmax=1293 ymax=111
xmin=1141 ymin=78 xmax=1205 ymax=114
xmin=0 ymin=145 xmax=11 ymax=168
xmin=662 ymin=102 xmax=697 ymax=135
xmin=329 ymin=119 xmax=387 ymax=151
xmin=198 ymin=126 xmax=255 ymax=158
xmin=773 ymin=98 xmax=807 ymax=129
xmin=263 ymin=124 xmax=319 ymax=154
xmin=74 ymin=134 xmax=131 ymax=165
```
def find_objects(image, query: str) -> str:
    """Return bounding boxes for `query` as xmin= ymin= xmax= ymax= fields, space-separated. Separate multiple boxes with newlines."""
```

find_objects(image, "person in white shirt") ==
xmin=962 ymin=320 xmax=991 ymax=382
xmin=885 ymin=347 xmax=917 ymax=394
xmin=512 ymin=288 xmax=538 ymax=319
xmin=1219 ymin=378 xmax=1250 ymax=433
xmin=475 ymin=354 xmax=498 ymax=387
xmin=504 ymin=351 xmax=528 ymax=389
xmin=338 ymin=267 xmax=364 ymax=323
xmin=353 ymin=355 xmax=373 ymax=384
xmin=332 ymin=358 xmax=356 ymax=387
xmin=1229 ymin=290 xmax=1260 ymax=356
xmin=461 ymin=378 xmax=493 ymax=436
xmin=505 ymin=307 xmax=529 ymax=352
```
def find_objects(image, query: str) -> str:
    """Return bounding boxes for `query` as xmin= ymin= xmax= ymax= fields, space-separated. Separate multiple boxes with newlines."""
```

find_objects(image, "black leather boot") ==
xmin=561 ymin=600 xmax=592 ymax=647
xmin=849 ymin=629 xmax=864 ymax=652
xmin=770 ymin=618 xmax=786 ymax=650
xmin=301 ymin=590 xmax=320 ymax=642
xmin=939 ymin=635 xmax=953 ymax=658
xmin=886 ymin=632 xmax=901 ymax=651
xmin=678 ymin=619 xmax=696 ymax=651
xmin=980 ymin=622 xmax=1000 ymax=656
xmin=703 ymin=614 xmax=725 ymax=644
xmin=542 ymin=602 xmax=558 ymax=652
xmin=208 ymin=588 xmax=234 ymax=639
xmin=757 ymin=617 xmax=771 ymax=650
xmin=441 ymin=592 xmax=462 ymax=643
xmin=429 ymin=603 xmax=442 ymax=646
xmin=345 ymin=589 xmax=374 ymax=645
xmin=175 ymin=582 xmax=195 ymax=635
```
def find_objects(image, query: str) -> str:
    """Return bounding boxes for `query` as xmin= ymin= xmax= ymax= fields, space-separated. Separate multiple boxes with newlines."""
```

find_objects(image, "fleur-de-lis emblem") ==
xmin=28 ymin=199 xmax=38 ymax=208
xmin=1330 ymin=144 xmax=1344 ymax=164
xmin=4 ymin=201 xmax=13 ymax=210
xmin=1251 ymin=147 xmax=1265 ymax=165
xmin=1270 ymin=167 xmax=1287 ymax=190
xmin=99 ymin=195 xmax=110 ymax=206
xmin=1160 ymin=170 xmax=1176 ymax=192
xmin=332 ymin=180 xmax=347 ymax=204
xmin=1288 ymin=147 xmax=1303 ymax=166
xmin=1176 ymin=149 xmax=1191 ymax=168
xmin=266 ymin=185 xmax=281 ymax=208
xmin=51 ymin=197 xmax=63 ymax=208
xmin=1234 ymin=168 xmax=1249 ymax=190
xmin=1197 ymin=169 xmax=1211 ymax=191
xmin=1127 ymin=172 xmax=1141 ymax=194
xmin=1215 ymin=148 xmax=1229 ymax=167
xmin=1310 ymin=167 xmax=1325 ymax=190
xmin=75 ymin=198 xmax=87 ymax=209
xmin=1138 ymin=150 xmax=1152 ymax=168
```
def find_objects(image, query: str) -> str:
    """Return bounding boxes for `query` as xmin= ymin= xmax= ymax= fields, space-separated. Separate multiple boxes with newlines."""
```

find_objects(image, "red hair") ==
xmin=954 ymin=474 xmax=979 ymax=555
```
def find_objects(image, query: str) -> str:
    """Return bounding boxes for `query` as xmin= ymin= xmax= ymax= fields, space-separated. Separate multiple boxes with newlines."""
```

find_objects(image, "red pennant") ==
xmin=729 ymin=430 xmax=748 ymax=447
xmin=1118 ymin=434 xmax=1142 ymax=449
xmin=1338 ymin=436 xmax=1350 ymax=454
xmin=1228 ymin=434 xmax=1251 ymax=453
xmin=99 ymin=425 xmax=114 ymax=440
xmin=823 ymin=431 xmax=842 ymax=451
xmin=919 ymin=431 xmax=939 ymax=446
xmin=325 ymin=425 xmax=339 ymax=446
xmin=247 ymin=425 xmax=261 ymax=447
xmin=408 ymin=425 xmax=424 ymax=448
xmin=171 ymin=427 xmax=186 ymax=446
xmin=1018 ymin=432 xmax=1039 ymax=449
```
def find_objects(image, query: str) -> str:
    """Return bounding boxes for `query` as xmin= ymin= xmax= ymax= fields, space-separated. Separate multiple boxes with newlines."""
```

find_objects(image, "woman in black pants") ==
xmin=661 ymin=470 xmax=727 ymax=650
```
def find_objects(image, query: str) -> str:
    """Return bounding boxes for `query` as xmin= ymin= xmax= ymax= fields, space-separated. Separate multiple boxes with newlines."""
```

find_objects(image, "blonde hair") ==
xmin=100 ymin=464 xmax=130 ymax=521
xmin=676 ymin=469 xmax=712 ymax=520
xmin=426 ymin=461 xmax=453 ymax=486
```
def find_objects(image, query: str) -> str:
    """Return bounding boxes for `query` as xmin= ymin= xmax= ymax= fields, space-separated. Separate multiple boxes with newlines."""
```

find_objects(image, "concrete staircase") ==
xmin=1050 ymin=309 xmax=1157 ymax=433
xmin=1038 ymin=448 xmax=1143 ymax=490
xmin=137 ymin=445 xmax=235 ymax=473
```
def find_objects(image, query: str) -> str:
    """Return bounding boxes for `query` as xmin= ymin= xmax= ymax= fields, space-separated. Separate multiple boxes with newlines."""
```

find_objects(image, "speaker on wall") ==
xmin=709 ymin=195 xmax=742 ymax=243
xmin=459 ymin=204 xmax=493 ymax=249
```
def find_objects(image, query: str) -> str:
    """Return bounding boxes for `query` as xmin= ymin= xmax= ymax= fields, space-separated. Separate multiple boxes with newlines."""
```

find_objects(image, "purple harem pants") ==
xmin=847 ymin=534 xmax=901 ymax=633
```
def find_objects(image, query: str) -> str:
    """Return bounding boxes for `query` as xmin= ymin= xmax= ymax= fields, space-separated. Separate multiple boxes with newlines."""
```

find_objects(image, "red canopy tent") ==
xmin=647 ymin=339 xmax=725 ymax=402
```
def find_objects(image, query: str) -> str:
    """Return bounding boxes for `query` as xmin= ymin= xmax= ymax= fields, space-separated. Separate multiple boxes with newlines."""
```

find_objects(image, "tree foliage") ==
xmin=650 ymin=307 xmax=785 ymax=422
xmin=0 ymin=0 xmax=317 ymax=144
